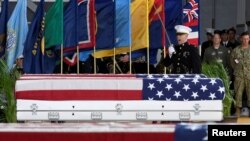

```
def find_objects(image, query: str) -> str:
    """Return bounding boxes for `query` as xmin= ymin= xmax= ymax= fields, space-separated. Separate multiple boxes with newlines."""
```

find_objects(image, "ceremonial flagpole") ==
xmin=77 ymin=46 xmax=80 ymax=74
xmin=61 ymin=44 xmax=63 ymax=74
xmin=113 ymin=48 xmax=116 ymax=74
xmin=153 ymin=2 xmax=170 ymax=74
xmin=129 ymin=46 xmax=132 ymax=74
xmin=94 ymin=46 xmax=96 ymax=74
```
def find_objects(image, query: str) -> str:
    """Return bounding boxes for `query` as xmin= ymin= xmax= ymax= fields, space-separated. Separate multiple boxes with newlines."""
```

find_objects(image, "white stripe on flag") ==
xmin=188 ymin=31 xmax=198 ymax=39
xmin=15 ymin=78 xmax=143 ymax=91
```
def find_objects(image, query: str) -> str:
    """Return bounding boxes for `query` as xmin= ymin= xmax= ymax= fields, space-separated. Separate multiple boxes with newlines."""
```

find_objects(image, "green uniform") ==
xmin=230 ymin=45 xmax=250 ymax=107
xmin=203 ymin=46 xmax=231 ymax=70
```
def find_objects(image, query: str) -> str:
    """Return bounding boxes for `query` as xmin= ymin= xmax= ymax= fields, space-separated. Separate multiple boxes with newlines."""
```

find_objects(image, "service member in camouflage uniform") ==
xmin=230 ymin=32 xmax=250 ymax=117
xmin=203 ymin=31 xmax=231 ymax=71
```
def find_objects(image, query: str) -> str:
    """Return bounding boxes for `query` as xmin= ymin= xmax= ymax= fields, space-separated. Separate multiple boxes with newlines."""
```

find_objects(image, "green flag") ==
xmin=45 ymin=0 xmax=63 ymax=48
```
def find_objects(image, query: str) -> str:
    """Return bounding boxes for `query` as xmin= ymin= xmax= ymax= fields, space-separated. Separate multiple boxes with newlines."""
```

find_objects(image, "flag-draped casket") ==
xmin=0 ymin=123 xmax=175 ymax=141
xmin=0 ymin=123 xmax=208 ymax=141
xmin=16 ymin=74 xmax=225 ymax=121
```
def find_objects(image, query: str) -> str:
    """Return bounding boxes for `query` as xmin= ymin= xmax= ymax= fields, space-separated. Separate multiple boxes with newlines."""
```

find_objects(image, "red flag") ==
xmin=149 ymin=0 xmax=166 ymax=48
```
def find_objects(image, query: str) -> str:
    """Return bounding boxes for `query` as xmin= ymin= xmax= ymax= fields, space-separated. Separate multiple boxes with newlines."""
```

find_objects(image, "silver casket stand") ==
xmin=17 ymin=100 xmax=223 ymax=122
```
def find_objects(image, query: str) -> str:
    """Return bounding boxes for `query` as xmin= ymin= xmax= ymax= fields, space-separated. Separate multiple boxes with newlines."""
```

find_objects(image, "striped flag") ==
xmin=183 ymin=0 xmax=199 ymax=46
xmin=15 ymin=74 xmax=224 ymax=101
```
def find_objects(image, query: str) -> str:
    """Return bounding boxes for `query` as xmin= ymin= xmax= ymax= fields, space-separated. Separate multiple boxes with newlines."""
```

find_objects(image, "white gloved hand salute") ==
xmin=168 ymin=44 xmax=175 ymax=58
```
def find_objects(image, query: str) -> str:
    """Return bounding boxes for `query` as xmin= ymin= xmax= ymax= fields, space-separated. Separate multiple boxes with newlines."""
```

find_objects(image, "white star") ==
xmin=183 ymin=84 xmax=190 ymax=91
xmin=200 ymin=85 xmax=208 ymax=92
xmin=174 ymin=78 xmax=182 ymax=84
xmin=192 ymin=78 xmax=199 ymax=84
xmin=157 ymin=78 xmax=164 ymax=84
xmin=183 ymin=99 xmax=189 ymax=101
xmin=166 ymin=98 xmax=171 ymax=101
xmin=179 ymin=74 xmax=185 ymax=78
xmin=165 ymin=84 xmax=173 ymax=91
xmin=218 ymin=86 xmax=225 ymax=94
xmin=191 ymin=92 xmax=199 ymax=99
xmin=194 ymin=74 xmax=201 ymax=78
xmin=174 ymin=91 xmax=181 ymax=99
xmin=148 ymin=97 xmax=154 ymax=100
xmin=148 ymin=83 xmax=155 ymax=90
xmin=147 ymin=74 xmax=154 ymax=79
xmin=203 ymin=130 xmax=208 ymax=141
xmin=209 ymin=79 xmax=217 ymax=85
xmin=163 ymin=74 xmax=169 ymax=78
xmin=156 ymin=91 xmax=164 ymax=98
xmin=185 ymin=124 xmax=204 ymax=131
xmin=209 ymin=93 xmax=216 ymax=100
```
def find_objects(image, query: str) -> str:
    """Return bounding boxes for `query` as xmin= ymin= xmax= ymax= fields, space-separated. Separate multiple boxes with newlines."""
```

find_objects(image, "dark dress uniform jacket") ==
xmin=163 ymin=42 xmax=201 ymax=74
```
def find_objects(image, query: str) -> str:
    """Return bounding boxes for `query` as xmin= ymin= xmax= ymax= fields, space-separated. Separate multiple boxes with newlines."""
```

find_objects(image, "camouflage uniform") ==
xmin=203 ymin=46 xmax=231 ymax=72
xmin=230 ymin=45 xmax=250 ymax=107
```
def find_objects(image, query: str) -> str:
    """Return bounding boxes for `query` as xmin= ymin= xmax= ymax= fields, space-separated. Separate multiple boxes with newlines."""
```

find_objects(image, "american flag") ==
xmin=142 ymin=78 xmax=225 ymax=101
xmin=16 ymin=75 xmax=224 ymax=101
xmin=137 ymin=74 xmax=206 ymax=79
xmin=20 ymin=74 xmax=207 ymax=79
xmin=183 ymin=0 xmax=199 ymax=46
xmin=175 ymin=124 xmax=207 ymax=141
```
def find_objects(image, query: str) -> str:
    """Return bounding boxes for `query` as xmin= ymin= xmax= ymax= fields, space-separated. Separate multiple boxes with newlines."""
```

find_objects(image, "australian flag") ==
xmin=183 ymin=0 xmax=199 ymax=46
xmin=142 ymin=77 xmax=225 ymax=101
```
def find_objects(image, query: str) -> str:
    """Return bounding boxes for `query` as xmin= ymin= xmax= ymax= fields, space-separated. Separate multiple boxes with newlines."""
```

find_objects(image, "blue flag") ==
xmin=6 ymin=0 xmax=28 ymax=70
xmin=63 ymin=0 xmax=95 ymax=66
xmin=115 ymin=0 xmax=131 ymax=48
xmin=0 ymin=0 xmax=8 ymax=58
xmin=63 ymin=0 xmax=78 ymax=50
xmin=77 ymin=0 xmax=95 ymax=49
xmin=23 ymin=0 xmax=45 ymax=74
xmin=95 ymin=0 xmax=115 ymax=50
xmin=165 ymin=0 xmax=182 ymax=46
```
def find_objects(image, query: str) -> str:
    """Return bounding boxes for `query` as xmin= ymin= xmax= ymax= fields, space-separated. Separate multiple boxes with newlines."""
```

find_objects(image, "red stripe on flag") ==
xmin=20 ymin=74 xmax=138 ymax=80
xmin=0 ymin=132 xmax=174 ymax=141
xmin=22 ymin=74 xmax=136 ymax=77
xmin=183 ymin=20 xmax=198 ymax=27
xmin=188 ymin=38 xmax=198 ymax=47
xmin=15 ymin=90 xmax=142 ymax=100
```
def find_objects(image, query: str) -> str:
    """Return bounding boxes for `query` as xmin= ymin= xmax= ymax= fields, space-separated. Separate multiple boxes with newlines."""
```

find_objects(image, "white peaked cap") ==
xmin=206 ymin=28 xmax=214 ymax=35
xmin=17 ymin=54 xmax=24 ymax=59
xmin=175 ymin=25 xmax=192 ymax=34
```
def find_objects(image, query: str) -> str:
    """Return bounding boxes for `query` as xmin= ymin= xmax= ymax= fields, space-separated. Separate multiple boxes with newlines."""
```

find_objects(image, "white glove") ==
xmin=168 ymin=44 xmax=175 ymax=58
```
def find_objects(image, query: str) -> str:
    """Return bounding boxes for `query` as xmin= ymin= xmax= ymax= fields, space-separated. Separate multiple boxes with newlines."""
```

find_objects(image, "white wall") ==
xmin=200 ymin=0 xmax=214 ymax=43
xmin=199 ymin=0 xmax=249 ymax=43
